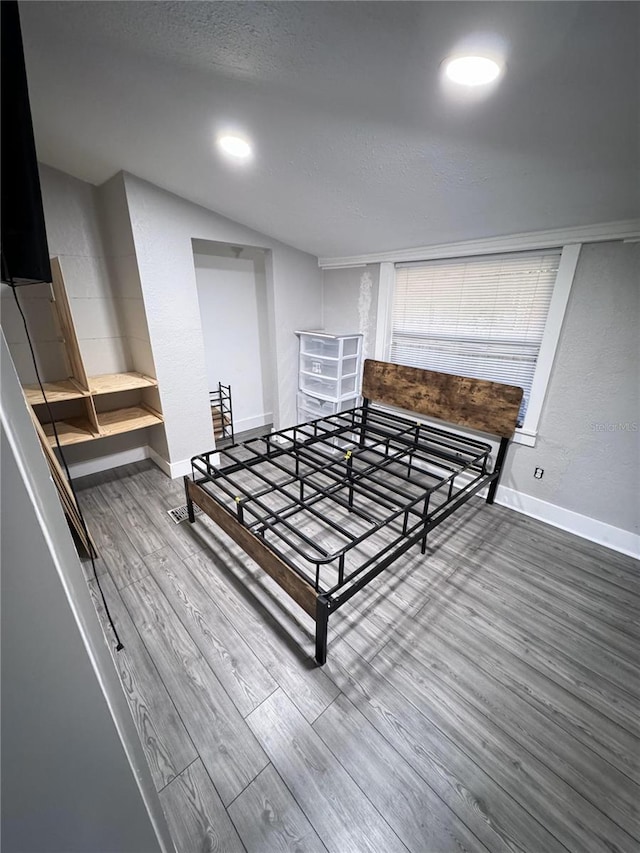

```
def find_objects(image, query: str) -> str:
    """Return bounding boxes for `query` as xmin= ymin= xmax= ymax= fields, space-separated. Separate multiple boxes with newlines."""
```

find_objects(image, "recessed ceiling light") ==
xmin=444 ymin=55 xmax=502 ymax=87
xmin=217 ymin=135 xmax=253 ymax=160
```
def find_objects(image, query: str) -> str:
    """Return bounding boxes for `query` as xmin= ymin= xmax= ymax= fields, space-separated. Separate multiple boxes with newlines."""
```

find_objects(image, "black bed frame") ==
xmin=185 ymin=360 xmax=522 ymax=665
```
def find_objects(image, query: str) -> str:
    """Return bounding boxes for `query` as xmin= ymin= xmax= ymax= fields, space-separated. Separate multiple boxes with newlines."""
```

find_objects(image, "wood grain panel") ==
xmin=228 ymin=764 xmax=327 ymax=853
xmin=322 ymin=643 xmax=564 ymax=853
xmin=80 ymin=460 xmax=638 ymax=853
xmin=443 ymin=570 xmax=640 ymax=703
xmin=314 ymin=693 xmax=489 ymax=853
xmin=247 ymin=689 xmax=409 ymax=853
xmin=50 ymin=256 xmax=89 ymax=389
xmin=145 ymin=546 xmax=278 ymax=718
xmin=159 ymin=759 xmax=244 ymax=853
xmin=185 ymin=549 xmax=340 ymax=723
xmin=362 ymin=359 xmax=523 ymax=437
xmin=23 ymin=379 xmax=87 ymax=404
xmin=79 ymin=489 xmax=148 ymax=588
xmin=99 ymin=477 xmax=170 ymax=557
xmin=372 ymin=644 xmax=638 ymax=853
xmin=187 ymin=478 xmax=318 ymax=618
xmin=121 ymin=469 xmax=202 ymax=561
xmin=88 ymin=572 xmax=197 ymax=790
xmin=417 ymin=606 xmax=640 ymax=786
xmin=121 ymin=575 xmax=269 ymax=805
xmin=420 ymin=581 xmax=640 ymax=735
xmin=384 ymin=634 xmax=640 ymax=839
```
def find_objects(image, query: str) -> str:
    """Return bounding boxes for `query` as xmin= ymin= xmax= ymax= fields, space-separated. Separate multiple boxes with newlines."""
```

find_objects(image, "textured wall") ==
xmin=322 ymin=264 xmax=380 ymax=359
xmin=1 ymin=332 xmax=168 ymax=853
xmin=323 ymin=242 xmax=639 ymax=535
xmin=1 ymin=164 xmax=124 ymax=383
xmin=504 ymin=241 xmax=639 ymax=533
xmin=124 ymin=173 xmax=322 ymax=469
xmin=39 ymin=164 xmax=131 ymax=375
xmin=0 ymin=165 xmax=161 ymax=470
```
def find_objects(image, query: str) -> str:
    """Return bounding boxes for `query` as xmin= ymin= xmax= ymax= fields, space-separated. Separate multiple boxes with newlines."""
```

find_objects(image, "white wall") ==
xmin=322 ymin=264 xmax=379 ymax=359
xmin=322 ymin=241 xmax=640 ymax=547
xmin=194 ymin=245 xmax=272 ymax=433
xmin=0 ymin=165 xmax=162 ymax=474
xmin=1 ymin=164 xmax=126 ymax=383
xmin=0 ymin=331 xmax=171 ymax=853
xmin=123 ymin=172 xmax=322 ymax=474
xmin=503 ymin=241 xmax=639 ymax=537
xmin=39 ymin=164 xmax=131 ymax=375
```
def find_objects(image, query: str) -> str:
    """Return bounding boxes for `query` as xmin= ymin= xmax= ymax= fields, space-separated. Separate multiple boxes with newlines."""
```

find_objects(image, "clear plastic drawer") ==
xmin=300 ymin=353 xmax=359 ymax=380
xmin=299 ymin=372 xmax=358 ymax=399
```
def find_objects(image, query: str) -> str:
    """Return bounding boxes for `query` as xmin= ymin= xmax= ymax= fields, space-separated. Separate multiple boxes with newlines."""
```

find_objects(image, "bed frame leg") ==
xmin=184 ymin=476 xmax=196 ymax=523
xmin=358 ymin=398 xmax=370 ymax=448
xmin=487 ymin=437 xmax=509 ymax=505
xmin=315 ymin=595 xmax=329 ymax=665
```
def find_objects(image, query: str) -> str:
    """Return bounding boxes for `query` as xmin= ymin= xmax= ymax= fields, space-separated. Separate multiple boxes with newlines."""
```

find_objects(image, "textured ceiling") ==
xmin=20 ymin=1 xmax=640 ymax=258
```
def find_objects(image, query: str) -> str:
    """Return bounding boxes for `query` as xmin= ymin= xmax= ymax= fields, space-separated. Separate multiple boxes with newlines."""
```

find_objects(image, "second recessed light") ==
xmin=444 ymin=55 xmax=502 ymax=87
xmin=218 ymin=135 xmax=253 ymax=160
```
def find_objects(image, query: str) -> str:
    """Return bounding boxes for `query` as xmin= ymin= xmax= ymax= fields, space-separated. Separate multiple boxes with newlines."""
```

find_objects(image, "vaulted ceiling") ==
xmin=20 ymin=1 xmax=639 ymax=258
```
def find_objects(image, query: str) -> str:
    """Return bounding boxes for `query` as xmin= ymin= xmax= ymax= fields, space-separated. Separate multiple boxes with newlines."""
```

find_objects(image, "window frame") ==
xmin=374 ymin=243 xmax=581 ymax=446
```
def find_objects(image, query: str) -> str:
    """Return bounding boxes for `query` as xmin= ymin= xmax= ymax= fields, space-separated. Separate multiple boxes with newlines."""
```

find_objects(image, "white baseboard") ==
xmin=496 ymin=486 xmax=640 ymax=560
xmin=148 ymin=447 xmax=192 ymax=479
xmin=64 ymin=443 xmax=190 ymax=481
xmin=234 ymin=411 xmax=273 ymax=433
xmin=67 ymin=445 xmax=149 ymax=479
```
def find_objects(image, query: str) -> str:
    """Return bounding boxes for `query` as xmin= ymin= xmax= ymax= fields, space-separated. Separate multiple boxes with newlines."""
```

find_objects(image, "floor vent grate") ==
xmin=167 ymin=504 xmax=202 ymax=524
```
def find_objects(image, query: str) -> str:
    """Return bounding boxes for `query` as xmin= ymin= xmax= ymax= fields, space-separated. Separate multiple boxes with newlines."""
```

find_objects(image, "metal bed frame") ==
xmin=185 ymin=360 xmax=522 ymax=664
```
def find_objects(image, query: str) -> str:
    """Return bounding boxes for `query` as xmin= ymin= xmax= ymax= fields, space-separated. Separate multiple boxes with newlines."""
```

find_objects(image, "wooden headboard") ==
xmin=362 ymin=360 xmax=523 ymax=438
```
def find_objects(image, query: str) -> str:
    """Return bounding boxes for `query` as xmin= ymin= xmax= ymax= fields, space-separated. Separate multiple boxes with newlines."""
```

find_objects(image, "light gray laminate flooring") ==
xmin=77 ymin=460 xmax=640 ymax=853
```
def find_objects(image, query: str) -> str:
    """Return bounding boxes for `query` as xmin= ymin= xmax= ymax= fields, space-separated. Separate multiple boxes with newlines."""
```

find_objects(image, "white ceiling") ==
xmin=20 ymin=1 xmax=639 ymax=259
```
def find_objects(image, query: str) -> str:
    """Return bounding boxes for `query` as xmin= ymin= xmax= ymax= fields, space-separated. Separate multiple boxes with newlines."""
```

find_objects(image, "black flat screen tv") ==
xmin=1 ymin=1 xmax=52 ymax=286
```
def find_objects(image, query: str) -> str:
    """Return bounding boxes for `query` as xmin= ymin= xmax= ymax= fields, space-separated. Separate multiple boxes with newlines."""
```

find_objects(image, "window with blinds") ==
xmin=391 ymin=250 xmax=561 ymax=425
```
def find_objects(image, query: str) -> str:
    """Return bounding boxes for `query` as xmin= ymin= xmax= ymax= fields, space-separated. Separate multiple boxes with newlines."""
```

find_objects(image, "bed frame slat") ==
xmin=362 ymin=359 xmax=523 ymax=438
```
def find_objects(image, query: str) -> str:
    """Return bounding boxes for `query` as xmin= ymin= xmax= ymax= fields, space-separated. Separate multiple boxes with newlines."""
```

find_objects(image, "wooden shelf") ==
xmin=23 ymin=379 xmax=88 ymax=405
xmin=43 ymin=405 xmax=163 ymax=447
xmin=26 ymin=261 xmax=164 ymax=457
xmin=43 ymin=417 xmax=97 ymax=447
xmin=88 ymin=372 xmax=158 ymax=395
xmin=97 ymin=405 xmax=163 ymax=437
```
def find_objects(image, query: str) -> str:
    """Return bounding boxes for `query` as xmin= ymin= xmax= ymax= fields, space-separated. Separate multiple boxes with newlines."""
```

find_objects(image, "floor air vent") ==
xmin=167 ymin=504 xmax=202 ymax=524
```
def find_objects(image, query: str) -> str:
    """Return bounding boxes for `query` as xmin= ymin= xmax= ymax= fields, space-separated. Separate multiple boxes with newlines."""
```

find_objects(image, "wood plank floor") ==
xmin=77 ymin=460 xmax=640 ymax=853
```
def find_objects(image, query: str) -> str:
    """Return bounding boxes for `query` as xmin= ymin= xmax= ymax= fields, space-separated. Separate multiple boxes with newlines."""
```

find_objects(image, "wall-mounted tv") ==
xmin=1 ymin=1 xmax=52 ymax=286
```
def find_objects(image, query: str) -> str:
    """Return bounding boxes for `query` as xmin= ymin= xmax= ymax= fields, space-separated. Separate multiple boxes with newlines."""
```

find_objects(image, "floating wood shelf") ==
xmin=88 ymin=371 xmax=158 ymax=395
xmin=23 ymin=379 xmax=89 ymax=405
xmin=42 ymin=417 xmax=98 ymax=447
xmin=42 ymin=406 xmax=163 ymax=448
xmin=97 ymin=405 xmax=163 ymax=437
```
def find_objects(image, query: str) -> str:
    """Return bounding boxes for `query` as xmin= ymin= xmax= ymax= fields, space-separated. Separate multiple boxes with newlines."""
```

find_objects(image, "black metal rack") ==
xmin=209 ymin=382 xmax=234 ymax=445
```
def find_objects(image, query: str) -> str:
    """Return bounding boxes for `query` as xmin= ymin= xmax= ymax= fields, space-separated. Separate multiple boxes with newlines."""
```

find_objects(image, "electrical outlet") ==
xmin=534 ymin=467 xmax=544 ymax=479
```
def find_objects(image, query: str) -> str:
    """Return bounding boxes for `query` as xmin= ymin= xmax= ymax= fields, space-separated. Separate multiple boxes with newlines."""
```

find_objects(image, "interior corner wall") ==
xmin=0 ymin=331 xmax=170 ymax=853
xmin=321 ymin=242 xmax=639 ymax=542
xmin=122 ymin=173 xmax=322 ymax=472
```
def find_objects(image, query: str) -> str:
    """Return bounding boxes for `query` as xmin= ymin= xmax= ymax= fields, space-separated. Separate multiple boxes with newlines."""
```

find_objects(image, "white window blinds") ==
xmin=391 ymin=250 xmax=561 ymax=425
